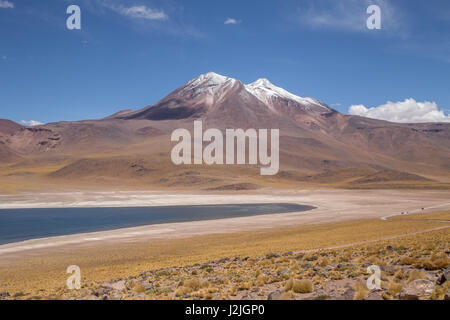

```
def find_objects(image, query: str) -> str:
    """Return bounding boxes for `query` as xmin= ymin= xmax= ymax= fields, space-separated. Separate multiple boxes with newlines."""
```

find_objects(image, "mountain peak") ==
xmin=180 ymin=72 xmax=239 ymax=98
xmin=250 ymin=78 xmax=273 ymax=87
xmin=191 ymin=72 xmax=234 ymax=85
xmin=246 ymin=77 xmax=328 ymax=110
xmin=119 ymin=72 xmax=329 ymax=121
xmin=247 ymin=77 xmax=297 ymax=96
xmin=203 ymin=71 xmax=226 ymax=78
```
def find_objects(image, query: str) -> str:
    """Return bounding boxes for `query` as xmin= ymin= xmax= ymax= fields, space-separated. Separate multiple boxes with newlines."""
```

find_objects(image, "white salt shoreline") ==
xmin=0 ymin=189 xmax=449 ymax=259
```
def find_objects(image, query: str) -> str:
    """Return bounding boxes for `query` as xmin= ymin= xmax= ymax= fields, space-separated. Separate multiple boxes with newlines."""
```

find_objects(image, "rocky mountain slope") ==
xmin=0 ymin=72 xmax=449 ymax=191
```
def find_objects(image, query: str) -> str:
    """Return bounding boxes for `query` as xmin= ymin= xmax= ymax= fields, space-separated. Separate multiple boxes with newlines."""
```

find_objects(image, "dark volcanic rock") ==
xmin=267 ymin=290 xmax=283 ymax=300
xmin=436 ymin=268 xmax=450 ymax=285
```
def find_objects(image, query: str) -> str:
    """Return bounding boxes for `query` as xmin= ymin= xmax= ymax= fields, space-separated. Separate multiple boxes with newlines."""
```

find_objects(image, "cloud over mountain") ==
xmin=349 ymin=99 xmax=450 ymax=123
xmin=21 ymin=120 xmax=43 ymax=127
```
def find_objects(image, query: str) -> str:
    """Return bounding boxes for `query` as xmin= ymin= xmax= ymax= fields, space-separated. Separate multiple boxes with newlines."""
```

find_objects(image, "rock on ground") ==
xmin=400 ymin=280 xmax=435 ymax=300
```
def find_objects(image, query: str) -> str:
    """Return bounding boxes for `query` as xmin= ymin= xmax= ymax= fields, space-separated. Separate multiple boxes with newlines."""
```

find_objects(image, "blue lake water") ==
xmin=0 ymin=203 xmax=314 ymax=245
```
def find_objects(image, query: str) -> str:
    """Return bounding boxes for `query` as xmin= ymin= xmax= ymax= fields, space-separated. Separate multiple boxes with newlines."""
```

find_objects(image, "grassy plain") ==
xmin=0 ymin=211 xmax=448 ymax=299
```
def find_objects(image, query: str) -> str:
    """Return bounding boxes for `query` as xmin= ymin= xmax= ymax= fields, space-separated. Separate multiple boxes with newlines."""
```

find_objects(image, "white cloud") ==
xmin=21 ymin=120 xmax=44 ymax=127
xmin=86 ymin=1 xmax=203 ymax=37
xmin=294 ymin=0 xmax=402 ymax=34
xmin=224 ymin=18 xmax=241 ymax=25
xmin=0 ymin=1 xmax=13 ymax=9
xmin=349 ymin=99 xmax=450 ymax=123
xmin=119 ymin=5 xmax=168 ymax=21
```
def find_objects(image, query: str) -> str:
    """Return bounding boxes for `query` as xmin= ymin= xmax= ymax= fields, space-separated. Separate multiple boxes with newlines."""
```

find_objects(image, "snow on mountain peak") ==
xmin=182 ymin=72 xmax=237 ymax=92
xmin=199 ymin=72 xmax=230 ymax=83
xmin=246 ymin=78 xmax=328 ymax=110
xmin=178 ymin=72 xmax=329 ymax=111
xmin=179 ymin=72 xmax=239 ymax=105
xmin=251 ymin=78 xmax=272 ymax=87
xmin=188 ymin=72 xmax=236 ymax=87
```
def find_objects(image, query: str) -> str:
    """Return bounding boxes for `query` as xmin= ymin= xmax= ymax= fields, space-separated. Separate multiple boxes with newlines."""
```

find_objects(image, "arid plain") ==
xmin=1 ymin=73 xmax=449 ymax=300
xmin=0 ymin=189 xmax=449 ymax=300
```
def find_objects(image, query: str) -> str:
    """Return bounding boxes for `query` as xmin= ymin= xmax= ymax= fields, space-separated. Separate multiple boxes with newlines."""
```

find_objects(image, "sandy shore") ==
xmin=0 ymin=189 xmax=449 ymax=259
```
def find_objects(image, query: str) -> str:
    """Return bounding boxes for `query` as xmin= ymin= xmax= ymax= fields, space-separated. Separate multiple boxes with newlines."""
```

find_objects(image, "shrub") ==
xmin=400 ymin=257 xmax=416 ymax=265
xmin=285 ymin=278 xmax=294 ymax=291
xmin=133 ymin=283 xmax=146 ymax=293
xmin=281 ymin=291 xmax=295 ymax=300
xmin=319 ymin=258 xmax=329 ymax=267
xmin=388 ymin=281 xmax=403 ymax=296
xmin=430 ymin=285 xmax=446 ymax=300
xmin=185 ymin=278 xmax=200 ymax=290
xmin=293 ymin=279 xmax=314 ymax=294
xmin=156 ymin=271 xmax=170 ymax=277
xmin=175 ymin=287 xmax=191 ymax=297
xmin=126 ymin=280 xmax=135 ymax=289
xmin=305 ymin=256 xmax=318 ymax=262
xmin=200 ymin=264 xmax=214 ymax=273
xmin=353 ymin=282 xmax=369 ymax=300
xmin=291 ymin=264 xmax=300 ymax=272
xmin=381 ymin=292 xmax=391 ymax=300
xmin=228 ymin=285 xmax=237 ymax=296
xmin=414 ymin=259 xmax=437 ymax=270
xmin=407 ymin=269 xmax=426 ymax=284
xmin=200 ymin=280 xmax=210 ymax=289
xmin=238 ymin=282 xmax=252 ymax=290
xmin=285 ymin=278 xmax=314 ymax=294
xmin=203 ymin=292 xmax=213 ymax=300
xmin=394 ymin=269 xmax=407 ymax=280
xmin=432 ymin=258 xmax=449 ymax=269
xmin=254 ymin=275 xmax=266 ymax=287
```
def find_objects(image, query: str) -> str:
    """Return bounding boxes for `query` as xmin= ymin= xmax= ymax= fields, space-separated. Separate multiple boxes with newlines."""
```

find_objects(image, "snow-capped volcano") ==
xmin=4 ymin=72 xmax=450 ymax=185
xmin=178 ymin=72 xmax=328 ymax=110
xmin=120 ymin=72 xmax=331 ymax=122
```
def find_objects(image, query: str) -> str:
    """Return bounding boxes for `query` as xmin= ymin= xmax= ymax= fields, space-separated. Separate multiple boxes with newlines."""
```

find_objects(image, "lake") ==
xmin=0 ymin=203 xmax=314 ymax=245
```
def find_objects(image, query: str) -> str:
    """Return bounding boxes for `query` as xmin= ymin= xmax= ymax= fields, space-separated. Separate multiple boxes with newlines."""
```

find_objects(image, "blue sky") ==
xmin=0 ymin=0 xmax=449 ymax=124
